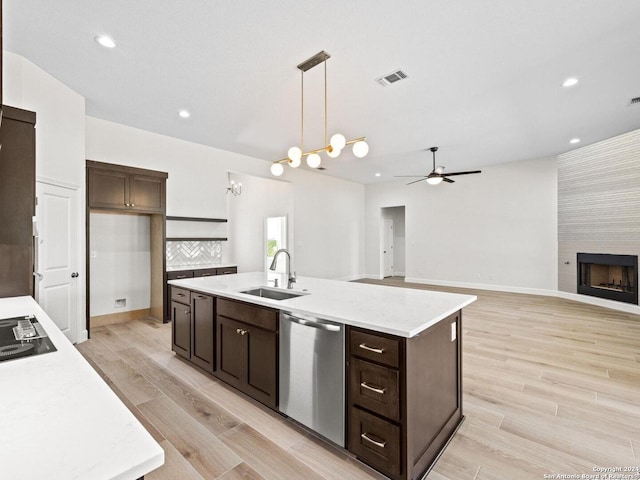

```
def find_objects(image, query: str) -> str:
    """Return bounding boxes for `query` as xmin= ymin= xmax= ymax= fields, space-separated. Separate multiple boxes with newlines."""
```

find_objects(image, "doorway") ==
xmin=266 ymin=216 xmax=288 ymax=284
xmin=380 ymin=206 xmax=406 ymax=278
xmin=35 ymin=180 xmax=83 ymax=343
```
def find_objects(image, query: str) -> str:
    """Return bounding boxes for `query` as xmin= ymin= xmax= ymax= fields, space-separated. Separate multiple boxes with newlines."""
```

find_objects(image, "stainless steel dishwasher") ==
xmin=279 ymin=311 xmax=345 ymax=446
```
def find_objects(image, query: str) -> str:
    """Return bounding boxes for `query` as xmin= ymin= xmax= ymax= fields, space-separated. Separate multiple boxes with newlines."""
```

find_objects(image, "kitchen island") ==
xmin=170 ymin=272 xmax=476 ymax=480
xmin=0 ymin=296 xmax=164 ymax=480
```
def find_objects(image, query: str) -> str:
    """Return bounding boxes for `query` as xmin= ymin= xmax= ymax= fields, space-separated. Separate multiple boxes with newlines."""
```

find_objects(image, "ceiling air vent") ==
xmin=630 ymin=96 xmax=640 ymax=105
xmin=376 ymin=69 xmax=409 ymax=86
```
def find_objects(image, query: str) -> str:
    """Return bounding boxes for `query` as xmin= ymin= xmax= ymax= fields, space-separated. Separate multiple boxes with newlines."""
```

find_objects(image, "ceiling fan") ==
xmin=395 ymin=147 xmax=481 ymax=185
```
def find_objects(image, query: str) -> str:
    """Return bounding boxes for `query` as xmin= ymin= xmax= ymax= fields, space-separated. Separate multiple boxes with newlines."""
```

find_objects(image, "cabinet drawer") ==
xmin=216 ymin=267 xmax=237 ymax=275
xmin=171 ymin=286 xmax=191 ymax=304
xmin=350 ymin=328 xmax=401 ymax=368
xmin=194 ymin=268 xmax=218 ymax=278
xmin=217 ymin=298 xmax=277 ymax=332
xmin=350 ymin=358 xmax=400 ymax=422
xmin=167 ymin=270 xmax=195 ymax=281
xmin=349 ymin=407 xmax=401 ymax=478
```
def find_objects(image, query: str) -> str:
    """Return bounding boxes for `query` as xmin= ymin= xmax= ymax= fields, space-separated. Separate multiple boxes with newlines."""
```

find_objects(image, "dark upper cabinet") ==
xmin=0 ymin=106 xmax=36 ymax=297
xmin=87 ymin=161 xmax=167 ymax=214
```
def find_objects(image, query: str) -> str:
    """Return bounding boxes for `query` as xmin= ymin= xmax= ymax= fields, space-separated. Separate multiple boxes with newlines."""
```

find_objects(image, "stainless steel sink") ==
xmin=240 ymin=287 xmax=307 ymax=301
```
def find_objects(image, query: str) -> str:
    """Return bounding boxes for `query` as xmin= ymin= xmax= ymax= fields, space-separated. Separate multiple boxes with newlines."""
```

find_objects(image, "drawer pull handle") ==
xmin=359 ymin=343 xmax=385 ymax=354
xmin=176 ymin=275 xmax=187 ymax=279
xmin=236 ymin=328 xmax=247 ymax=336
xmin=197 ymin=295 xmax=206 ymax=299
xmin=201 ymin=273 xmax=212 ymax=276
xmin=176 ymin=293 xmax=185 ymax=297
xmin=360 ymin=382 xmax=386 ymax=395
xmin=361 ymin=433 xmax=386 ymax=449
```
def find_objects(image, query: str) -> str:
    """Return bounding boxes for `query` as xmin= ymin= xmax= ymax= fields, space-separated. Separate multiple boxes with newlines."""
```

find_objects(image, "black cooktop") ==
xmin=0 ymin=315 xmax=57 ymax=363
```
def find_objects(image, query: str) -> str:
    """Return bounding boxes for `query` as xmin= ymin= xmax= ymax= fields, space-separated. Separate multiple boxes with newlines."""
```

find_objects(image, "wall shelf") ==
xmin=166 ymin=216 xmax=227 ymax=223
xmin=166 ymin=237 xmax=228 ymax=242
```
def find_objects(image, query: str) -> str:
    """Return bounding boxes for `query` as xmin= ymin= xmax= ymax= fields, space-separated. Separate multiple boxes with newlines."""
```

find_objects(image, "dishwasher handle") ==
xmin=282 ymin=312 xmax=341 ymax=332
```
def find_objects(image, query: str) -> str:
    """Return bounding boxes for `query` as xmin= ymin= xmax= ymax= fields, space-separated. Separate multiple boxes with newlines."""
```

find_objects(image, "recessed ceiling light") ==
xmin=375 ymin=173 xmax=381 ymax=177
xmin=95 ymin=35 xmax=116 ymax=49
xmin=569 ymin=138 xmax=580 ymax=144
xmin=178 ymin=110 xmax=190 ymax=118
xmin=562 ymin=77 xmax=578 ymax=87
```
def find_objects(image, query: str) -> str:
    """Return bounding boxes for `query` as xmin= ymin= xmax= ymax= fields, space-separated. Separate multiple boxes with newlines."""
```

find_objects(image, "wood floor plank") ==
xmin=146 ymin=439 xmax=205 ymax=480
xmin=219 ymin=423 xmax=325 ymax=480
xmin=118 ymin=347 xmax=241 ymax=436
xmin=138 ymin=396 xmax=242 ymax=478
xmin=217 ymin=462 xmax=266 ymax=480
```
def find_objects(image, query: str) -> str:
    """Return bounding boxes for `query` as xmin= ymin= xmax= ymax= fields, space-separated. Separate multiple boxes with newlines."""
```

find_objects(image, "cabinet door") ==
xmin=216 ymin=315 xmax=247 ymax=390
xmin=0 ymin=108 xmax=36 ymax=297
xmin=172 ymin=300 xmax=191 ymax=359
xmin=191 ymin=292 xmax=215 ymax=373
xmin=129 ymin=174 xmax=165 ymax=213
xmin=245 ymin=326 xmax=277 ymax=409
xmin=88 ymin=168 xmax=129 ymax=210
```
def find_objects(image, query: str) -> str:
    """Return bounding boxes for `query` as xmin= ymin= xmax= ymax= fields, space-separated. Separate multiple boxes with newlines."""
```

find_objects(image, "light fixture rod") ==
xmin=297 ymin=51 xmax=331 ymax=72
xmin=301 ymin=69 xmax=304 ymax=154
xmin=324 ymin=59 xmax=328 ymax=147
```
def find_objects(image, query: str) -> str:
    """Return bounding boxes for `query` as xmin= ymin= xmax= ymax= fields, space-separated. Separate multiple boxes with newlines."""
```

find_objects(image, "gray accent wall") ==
xmin=558 ymin=128 xmax=640 ymax=294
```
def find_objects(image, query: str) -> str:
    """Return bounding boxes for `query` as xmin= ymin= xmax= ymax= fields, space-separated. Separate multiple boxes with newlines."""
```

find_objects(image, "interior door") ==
xmin=35 ymin=181 xmax=80 ymax=343
xmin=383 ymin=218 xmax=394 ymax=277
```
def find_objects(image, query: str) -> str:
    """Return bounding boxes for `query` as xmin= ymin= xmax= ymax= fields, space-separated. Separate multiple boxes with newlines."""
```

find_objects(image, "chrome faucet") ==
xmin=269 ymin=248 xmax=296 ymax=289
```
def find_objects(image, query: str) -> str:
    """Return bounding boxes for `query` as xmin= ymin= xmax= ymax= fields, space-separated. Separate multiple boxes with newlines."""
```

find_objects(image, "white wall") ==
xmin=86 ymin=117 xmax=366 ymax=280
xmin=3 ymin=52 xmax=88 ymax=340
xmin=365 ymin=157 xmax=558 ymax=293
xmin=226 ymin=172 xmax=293 ymax=273
xmin=89 ymin=213 xmax=151 ymax=316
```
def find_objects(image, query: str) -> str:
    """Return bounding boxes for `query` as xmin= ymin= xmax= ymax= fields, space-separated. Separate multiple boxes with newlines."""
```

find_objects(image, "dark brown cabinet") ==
xmin=0 ymin=106 xmax=36 ymax=298
xmin=87 ymin=161 xmax=166 ymax=213
xmin=347 ymin=311 xmax=463 ymax=480
xmin=171 ymin=286 xmax=215 ymax=374
xmin=215 ymin=298 xmax=278 ymax=410
xmin=164 ymin=266 xmax=236 ymax=321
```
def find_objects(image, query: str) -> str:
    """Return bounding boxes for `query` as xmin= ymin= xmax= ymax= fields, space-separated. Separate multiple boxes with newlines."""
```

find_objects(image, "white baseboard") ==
xmin=404 ymin=277 xmax=558 ymax=297
xmin=402 ymin=277 xmax=640 ymax=316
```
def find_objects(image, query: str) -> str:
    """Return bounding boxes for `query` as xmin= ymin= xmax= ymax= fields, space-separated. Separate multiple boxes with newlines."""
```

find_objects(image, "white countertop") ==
xmin=166 ymin=263 xmax=237 ymax=272
xmin=0 ymin=296 xmax=164 ymax=480
xmin=169 ymin=272 xmax=476 ymax=337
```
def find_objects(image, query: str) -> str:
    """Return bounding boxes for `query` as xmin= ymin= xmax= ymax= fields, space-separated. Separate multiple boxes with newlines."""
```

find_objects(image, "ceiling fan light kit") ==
xmin=396 ymin=147 xmax=482 ymax=186
xmin=271 ymin=51 xmax=369 ymax=177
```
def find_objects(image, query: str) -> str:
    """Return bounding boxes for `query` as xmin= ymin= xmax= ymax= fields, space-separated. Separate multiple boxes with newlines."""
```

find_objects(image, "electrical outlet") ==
xmin=451 ymin=321 xmax=457 ymax=342
xmin=114 ymin=298 xmax=126 ymax=308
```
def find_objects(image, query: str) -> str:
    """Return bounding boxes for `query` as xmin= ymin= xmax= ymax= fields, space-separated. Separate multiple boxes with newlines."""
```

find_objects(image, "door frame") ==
xmin=36 ymin=176 xmax=87 ymax=343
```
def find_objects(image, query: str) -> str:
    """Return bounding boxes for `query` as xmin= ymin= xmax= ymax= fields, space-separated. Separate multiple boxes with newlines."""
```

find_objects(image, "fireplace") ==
xmin=577 ymin=253 xmax=638 ymax=304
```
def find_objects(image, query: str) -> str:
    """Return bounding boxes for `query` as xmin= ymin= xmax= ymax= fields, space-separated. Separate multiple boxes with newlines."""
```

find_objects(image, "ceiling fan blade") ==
xmin=442 ymin=170 xmax=482 ymax=177
xmin=406 ymin=178 xmax=427 ymax=185
xmin=442 ymin=177 xmax=455 ymax=183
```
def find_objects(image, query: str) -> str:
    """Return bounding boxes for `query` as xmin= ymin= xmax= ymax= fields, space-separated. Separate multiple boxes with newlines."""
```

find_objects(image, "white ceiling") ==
xmin=5 ymin=1 xmax=640 ymax=184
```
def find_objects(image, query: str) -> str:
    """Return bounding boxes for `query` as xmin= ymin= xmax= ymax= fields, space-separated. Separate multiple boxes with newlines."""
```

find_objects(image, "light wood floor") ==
xmin=76 ymin=278 xmax=640 ymax=480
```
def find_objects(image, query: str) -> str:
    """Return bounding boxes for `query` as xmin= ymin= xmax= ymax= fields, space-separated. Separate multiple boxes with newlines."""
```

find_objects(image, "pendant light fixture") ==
xmin=271 ymin=51 xmax=369 ymax=176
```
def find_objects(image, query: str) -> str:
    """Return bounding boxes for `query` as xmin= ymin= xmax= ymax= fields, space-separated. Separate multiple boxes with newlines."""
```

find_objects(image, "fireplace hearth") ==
xmin=577 ymin=253 xmax=638 ymax=305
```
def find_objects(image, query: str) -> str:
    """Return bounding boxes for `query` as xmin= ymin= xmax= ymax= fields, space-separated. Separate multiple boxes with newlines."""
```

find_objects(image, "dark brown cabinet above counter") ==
xmin=87 ymin=160 xmax=167 ymax=214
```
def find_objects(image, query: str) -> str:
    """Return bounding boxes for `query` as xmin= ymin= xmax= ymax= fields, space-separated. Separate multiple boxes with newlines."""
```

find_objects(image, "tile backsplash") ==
xmin=166 ymin=240 xmax=222 ymax=267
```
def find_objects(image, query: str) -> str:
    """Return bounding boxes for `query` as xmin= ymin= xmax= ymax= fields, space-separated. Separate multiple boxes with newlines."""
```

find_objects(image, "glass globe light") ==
xmin=306 ymin=153 xmax=322 ymax=168
xmin=352 ymin=140 xmax=369 ymax=158
xmin=330 ymin=133 xmax=346 ymax=151
xmin=288 ymin=146 xmax=302 ymax=162
xmin=271 ymin=162 xmax=284 ymax=176
xmin=426 ymin=176 xmax=443 ymax=185
xmin=326 ymin=146 xmax=341 ymax=158
xmin=289 ymin=156 xmax=301 ymax=168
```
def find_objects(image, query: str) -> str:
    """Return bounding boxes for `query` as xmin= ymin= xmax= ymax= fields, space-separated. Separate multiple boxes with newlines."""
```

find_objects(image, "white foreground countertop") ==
xmin=0 ymin=296 xmax=164 ymax=480
xmin=170 ymin=272 xmax=476 ymax=337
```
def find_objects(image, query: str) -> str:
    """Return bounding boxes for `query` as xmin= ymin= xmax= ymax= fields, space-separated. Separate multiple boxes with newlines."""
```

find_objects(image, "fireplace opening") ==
xmin=577 ymin=253 xmax=638 ymax=305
